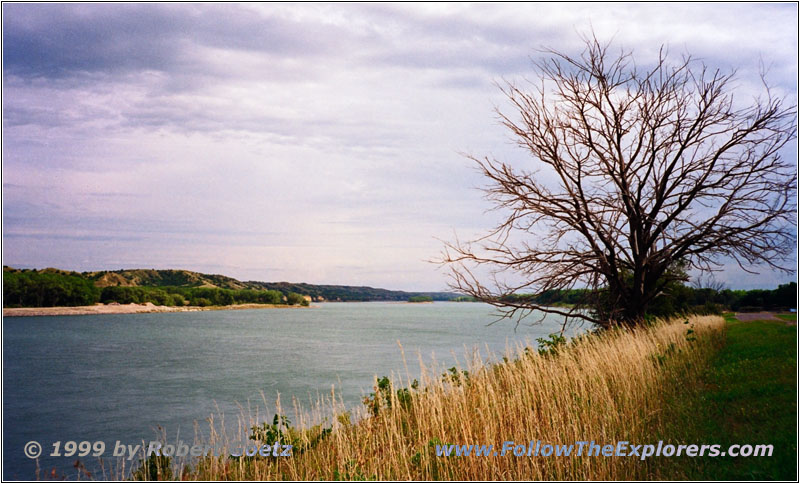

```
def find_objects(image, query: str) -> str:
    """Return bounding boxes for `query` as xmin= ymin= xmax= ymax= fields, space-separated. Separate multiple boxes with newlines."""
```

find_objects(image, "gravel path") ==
xmin=735 ymin=312 xmax=795 ymax=325
xmin=735 ymin=312 xmax=782 ymax=321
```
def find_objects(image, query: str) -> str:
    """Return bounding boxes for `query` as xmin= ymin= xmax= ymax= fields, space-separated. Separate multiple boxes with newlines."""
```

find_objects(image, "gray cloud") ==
xmin=2 ymin=4 xmax=353 ymax=79
xmin=2 ymin=3 xmax=796 ymax=290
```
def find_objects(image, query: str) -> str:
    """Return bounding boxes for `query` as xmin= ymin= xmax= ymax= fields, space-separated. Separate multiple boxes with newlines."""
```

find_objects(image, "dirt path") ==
xmin=734 ymin=312 xmax=783 ymax=322
xmin=735 ymin=312 xmax=796 ymax=326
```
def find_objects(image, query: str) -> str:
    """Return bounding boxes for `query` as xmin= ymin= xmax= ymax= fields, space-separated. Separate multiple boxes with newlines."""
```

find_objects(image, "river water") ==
xmin=3 ymin=302 xmax=581 ymax=479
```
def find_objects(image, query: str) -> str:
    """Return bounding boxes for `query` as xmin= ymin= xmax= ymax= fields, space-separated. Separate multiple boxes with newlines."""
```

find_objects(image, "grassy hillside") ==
xmin=87 ymin=269 xmax=254 ymax=290
xmin=85 ymin=269 xmax=456 ymax=300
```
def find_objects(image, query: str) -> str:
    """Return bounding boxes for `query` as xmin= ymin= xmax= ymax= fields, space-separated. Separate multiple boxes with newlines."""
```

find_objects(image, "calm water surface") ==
xmin=3 ymin=302 xmax=579 ymax=479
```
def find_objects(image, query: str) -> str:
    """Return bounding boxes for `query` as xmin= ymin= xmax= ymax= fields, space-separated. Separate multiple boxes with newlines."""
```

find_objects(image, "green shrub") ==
xmin=536 ymin=332 xmax=567 ymax=356
xmin=245 ymin=414 xmax=333 ymax=459
xmin=168 ymin=294 xmax=185 ymax=306
xmin=362 ymin=376 xmax=419 ymax=416
xmin=286 ymin=292 xmax=307 ymax=306
xmin=191 ymin=297 xmax=212 ymax=307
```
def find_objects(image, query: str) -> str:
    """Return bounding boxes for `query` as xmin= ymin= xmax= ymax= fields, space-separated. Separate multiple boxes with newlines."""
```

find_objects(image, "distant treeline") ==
xmin=2 ymin=268 xmax=308 ymax=308
xmin=667 ymin=282 xmax=797 ymax=313
xmin=502 ymin=282 xmax=797 ymax=315
xmin=2 ymin=266 xmax=450 ymax=308
xmin=3 ymin=269 xmax=100 ymax=307
xmin=247 ymin=281 xmax=456 ymax=302
xmin=6 ymin=266 xmax=791 ymax=313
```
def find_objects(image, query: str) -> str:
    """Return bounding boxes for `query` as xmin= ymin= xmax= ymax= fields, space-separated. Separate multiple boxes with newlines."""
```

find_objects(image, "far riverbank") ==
xmin=2 ymin=302 xmax=306 ymax=317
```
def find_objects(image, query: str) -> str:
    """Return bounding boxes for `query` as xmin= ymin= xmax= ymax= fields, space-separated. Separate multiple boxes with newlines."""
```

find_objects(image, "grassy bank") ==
xmin=134 ymin=314 xmax=763 ymax=480
xmin=654 ymin=314 xmax=796 ymax=480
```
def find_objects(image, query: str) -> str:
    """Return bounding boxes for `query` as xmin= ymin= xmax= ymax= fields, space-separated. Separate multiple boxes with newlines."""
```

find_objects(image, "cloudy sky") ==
xmin=2 ymin=3 xmax=797 ymax=291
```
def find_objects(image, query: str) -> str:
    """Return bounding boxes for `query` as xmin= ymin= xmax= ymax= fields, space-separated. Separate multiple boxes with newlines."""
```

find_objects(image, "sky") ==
xmin=2 ymin=3 xmax=798 ymax=291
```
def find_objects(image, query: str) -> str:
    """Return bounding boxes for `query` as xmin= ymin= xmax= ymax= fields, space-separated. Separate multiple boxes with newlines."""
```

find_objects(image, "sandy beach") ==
xmin=2 ymin=302 xmax=302 ymax=317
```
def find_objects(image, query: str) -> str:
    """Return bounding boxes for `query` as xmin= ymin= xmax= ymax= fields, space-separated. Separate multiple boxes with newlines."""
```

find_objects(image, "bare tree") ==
xmin=442 ymin=36 xmax=796 ymax=328
xmin=690 ymin=275 xmax=727 ymax=293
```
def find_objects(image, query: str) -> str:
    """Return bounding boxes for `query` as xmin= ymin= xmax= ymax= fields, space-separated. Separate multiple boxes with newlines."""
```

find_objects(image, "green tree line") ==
xmin=3 ymin=268 xmax=309 ymax=308
xmin=3 ymin=267 xmax=792 ymax=314
xmin=502 ymin=282 xmax=797 ymax=316
xmin=3 ymin=270 xmax=100 ymax=307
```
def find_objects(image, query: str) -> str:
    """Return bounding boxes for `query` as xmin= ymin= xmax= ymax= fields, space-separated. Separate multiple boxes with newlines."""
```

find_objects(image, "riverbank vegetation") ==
xmin=2 ymin=267 xmax=291 ymax=307
xmin=126 ymin=313 xmax=798 ymax=481
xmin=2 ymin=267 xmax=453 ymax=308
xmin=2 ymin=269 xmax=100 ymax=307
xmin=4 ymin=267 xmax=794 ymax=314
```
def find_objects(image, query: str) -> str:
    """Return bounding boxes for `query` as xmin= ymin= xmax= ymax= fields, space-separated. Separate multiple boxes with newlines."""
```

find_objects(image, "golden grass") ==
xmin=135 ymin=315 xmax=725 ymax=481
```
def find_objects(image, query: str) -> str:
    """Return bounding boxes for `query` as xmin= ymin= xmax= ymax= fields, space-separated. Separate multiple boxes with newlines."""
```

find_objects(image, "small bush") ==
xmin=191 ymin=297 xmax=212 ymax=307
xmin=286 ymin=292 xmax=307 ymax=306
xmin=168 ymin=294 xmax=185 ymax=306
xmin=536 ymin=332 xmax=567 ymax=356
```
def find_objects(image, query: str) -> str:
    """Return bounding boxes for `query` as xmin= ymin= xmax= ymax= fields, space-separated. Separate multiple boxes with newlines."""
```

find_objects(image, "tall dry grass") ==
xmin=136 ymin=315 xmax=725 ymax=481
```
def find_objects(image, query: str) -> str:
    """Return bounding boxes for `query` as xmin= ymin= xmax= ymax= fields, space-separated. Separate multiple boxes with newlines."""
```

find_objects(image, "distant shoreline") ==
xmin=2 ymin=302 xmax=306 ymax=318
